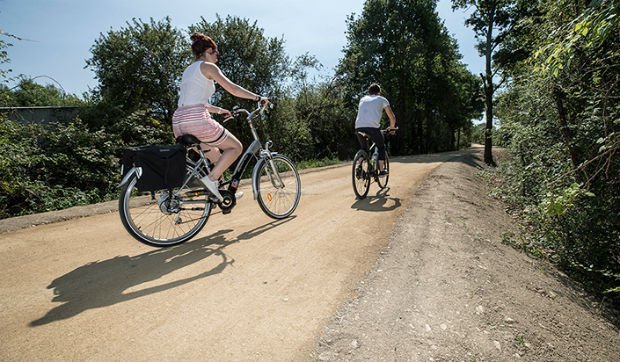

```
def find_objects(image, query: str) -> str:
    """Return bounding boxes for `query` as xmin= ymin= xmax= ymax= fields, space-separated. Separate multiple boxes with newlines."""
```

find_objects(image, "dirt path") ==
xmin=0 ymin=150 xmax=446 ymax=361
xmin=1 ymin=147 xmax=618 ymax=362
xmin=314 ymin=149 xmax=620 ymax=361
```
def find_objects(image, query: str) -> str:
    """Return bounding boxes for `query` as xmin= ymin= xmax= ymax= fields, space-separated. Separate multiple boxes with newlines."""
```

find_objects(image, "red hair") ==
xmin=190 ymin=32 xmax=217 ymax=58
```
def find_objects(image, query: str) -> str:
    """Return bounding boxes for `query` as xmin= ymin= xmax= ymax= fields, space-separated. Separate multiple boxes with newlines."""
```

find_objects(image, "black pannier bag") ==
xmin=121 ymin=144 xmax=187 ymax=191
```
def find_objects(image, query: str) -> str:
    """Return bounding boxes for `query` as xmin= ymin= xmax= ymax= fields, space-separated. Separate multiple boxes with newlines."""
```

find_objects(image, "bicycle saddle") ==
xmin=176 ymin=134 xmax=201 ymax=146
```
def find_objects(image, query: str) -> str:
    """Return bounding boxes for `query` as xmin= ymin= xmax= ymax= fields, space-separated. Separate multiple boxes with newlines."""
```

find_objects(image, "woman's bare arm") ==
xmin=201 ymin=62 xmax=260 ymax=101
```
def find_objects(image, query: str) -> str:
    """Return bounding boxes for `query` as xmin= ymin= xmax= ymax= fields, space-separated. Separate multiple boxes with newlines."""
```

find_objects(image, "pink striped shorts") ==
xmin=172 ymin=105 xmax=228 ymax=146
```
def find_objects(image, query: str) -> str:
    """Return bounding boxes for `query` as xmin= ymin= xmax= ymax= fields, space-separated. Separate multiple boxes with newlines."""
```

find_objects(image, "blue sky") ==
xmin=0 ymin=0 xmax=482 ymax=96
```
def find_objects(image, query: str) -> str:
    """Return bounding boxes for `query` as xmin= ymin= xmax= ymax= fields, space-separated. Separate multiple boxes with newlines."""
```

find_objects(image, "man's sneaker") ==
xmin=200 ymin=176 xmax=223 ymax=202
xmin=235 ymin=191 xmax=244 ymax=200
xmin=379 ymin=169 xmax=389 ymax=177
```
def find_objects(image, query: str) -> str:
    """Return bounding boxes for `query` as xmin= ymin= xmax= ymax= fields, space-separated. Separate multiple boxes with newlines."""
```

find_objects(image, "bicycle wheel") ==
xmin=352 ymin=150 xmax=370 ymax=199
xmin=119 ymin=169 xmax=213 ymax=247
xmin=255 ymin=155 xmax=301 ymax=219
xmin=376 ymin=151 xmax=390 ymax=189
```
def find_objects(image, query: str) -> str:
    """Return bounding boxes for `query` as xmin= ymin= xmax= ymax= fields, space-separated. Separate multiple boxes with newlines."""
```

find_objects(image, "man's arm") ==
xmin=385 ymin=105 xmax=397 ymax=130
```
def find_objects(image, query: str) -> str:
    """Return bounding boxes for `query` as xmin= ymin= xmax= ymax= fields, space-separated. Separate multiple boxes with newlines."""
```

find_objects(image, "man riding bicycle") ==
xmin=355 ymin=83 xmax=397 ymax=176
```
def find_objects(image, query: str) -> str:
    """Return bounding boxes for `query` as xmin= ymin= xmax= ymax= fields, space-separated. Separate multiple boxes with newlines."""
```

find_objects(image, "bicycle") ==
xmin=352 ymin=128 xmax=396 ymax=199
xmin=118 ymin=102 xmax=302 ymax=247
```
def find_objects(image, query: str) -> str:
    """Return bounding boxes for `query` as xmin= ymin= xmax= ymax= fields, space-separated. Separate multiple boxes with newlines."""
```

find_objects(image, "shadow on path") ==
xmin=351 ymin=188 xmax=402 ymax=212
xmin=30 ymin=217 xmax=294 ymax=327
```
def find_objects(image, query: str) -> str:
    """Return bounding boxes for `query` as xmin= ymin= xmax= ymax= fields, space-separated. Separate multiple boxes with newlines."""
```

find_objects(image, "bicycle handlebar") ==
xmin=382 ymin=126 xmax=398 ymax=133
xmin=222 ymin=100 xmax=272 ymax=124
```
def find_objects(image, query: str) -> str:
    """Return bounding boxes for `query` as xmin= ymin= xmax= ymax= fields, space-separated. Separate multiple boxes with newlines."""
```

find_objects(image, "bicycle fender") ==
xmin=119 ymin=167 xmax=142 ymax=187
xmin=251 ymin=153 xmax=279 ymax=200
xmin=250 ymin=161 xmax=263 ymax=200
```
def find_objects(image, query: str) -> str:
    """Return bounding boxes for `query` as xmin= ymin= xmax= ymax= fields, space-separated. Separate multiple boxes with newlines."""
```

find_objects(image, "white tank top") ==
xmin=178 ymin=61 xmax=215 ymax=107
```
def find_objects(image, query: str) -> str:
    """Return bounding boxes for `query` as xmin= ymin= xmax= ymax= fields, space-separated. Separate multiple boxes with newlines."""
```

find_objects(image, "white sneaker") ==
xmin=235 ymin=191 xmax=244 ymax=200
xmin=200 ymin=176 xmax=223 ymax=202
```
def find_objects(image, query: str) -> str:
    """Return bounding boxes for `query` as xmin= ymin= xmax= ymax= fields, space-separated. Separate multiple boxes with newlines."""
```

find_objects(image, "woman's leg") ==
xmin=206 ymin=131 xmax=242 ymax=181
xmin=202 ymin=145 xmax=222 ymax=165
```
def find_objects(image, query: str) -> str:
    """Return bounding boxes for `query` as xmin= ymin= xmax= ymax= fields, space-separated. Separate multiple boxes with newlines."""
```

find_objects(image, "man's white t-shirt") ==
xmin=355 ymin=95 xmax=390 ymax=128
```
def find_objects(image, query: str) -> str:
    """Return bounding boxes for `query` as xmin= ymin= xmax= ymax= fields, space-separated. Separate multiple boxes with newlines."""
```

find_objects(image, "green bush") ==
xmin=0 ymin=117 xmax=119 ymax=217
xmin=495 ymin=0 xmax=620 ymax=303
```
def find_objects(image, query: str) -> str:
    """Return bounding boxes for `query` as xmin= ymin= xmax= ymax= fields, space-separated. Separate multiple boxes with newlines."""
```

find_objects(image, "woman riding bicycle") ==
xmin=172 ymin=32 xmax=268 ymax=202
xmin=355 ymin=83 xmax=397 ymax=176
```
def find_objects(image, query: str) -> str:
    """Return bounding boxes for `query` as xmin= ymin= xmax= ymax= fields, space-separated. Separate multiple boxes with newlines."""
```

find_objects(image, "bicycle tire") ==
xmin=255 ymin=155 xmax=301 ymax=219
xmin=352 ymin=150 xmax=370 ymax=199
xmin=376 ymin=151 xmax=390 ymax=189
xmin=118 ymin=170 xmax=212 ymax=247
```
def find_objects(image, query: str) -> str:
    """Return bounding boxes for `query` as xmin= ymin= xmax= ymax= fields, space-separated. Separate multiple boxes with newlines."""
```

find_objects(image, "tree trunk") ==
xmin=483 ymin=5 xmax=496 ymax=166
xmin=450 ymin=126 xmax=456 ymax=151
xmin=396 ymin=82 xmax=409 ymax=155
xmin=416 ymin=109 xmax=424 ymax=154
xmin=484 ymin=97 xmax=495 ymax=165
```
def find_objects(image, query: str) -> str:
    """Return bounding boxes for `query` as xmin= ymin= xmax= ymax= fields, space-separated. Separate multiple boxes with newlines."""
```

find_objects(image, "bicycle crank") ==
xmin=218 ymin=190 xmax=236 ymax=214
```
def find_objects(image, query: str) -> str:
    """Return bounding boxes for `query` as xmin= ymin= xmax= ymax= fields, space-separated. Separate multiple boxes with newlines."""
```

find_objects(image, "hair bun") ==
xmin=189 ymin=32 xmax=216 ymax=58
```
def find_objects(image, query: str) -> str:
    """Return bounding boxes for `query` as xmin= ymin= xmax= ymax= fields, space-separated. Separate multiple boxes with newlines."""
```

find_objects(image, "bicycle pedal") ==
xmin=218 ymin=190 xmax=236 ymax=214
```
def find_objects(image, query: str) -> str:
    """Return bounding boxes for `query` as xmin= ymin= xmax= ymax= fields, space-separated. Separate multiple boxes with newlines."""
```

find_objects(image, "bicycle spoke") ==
xmin=119 ymin=176 xmax=212 ymax=247
xmin=352 ymin=151 xmax=371 ymax=199
xmin=256 ymin=156 xmax=301 ymax=219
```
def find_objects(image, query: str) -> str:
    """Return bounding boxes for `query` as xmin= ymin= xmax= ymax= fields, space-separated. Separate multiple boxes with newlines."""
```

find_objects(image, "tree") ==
xmin=339 ymin=0 xmax=480 ymax=155
xmin=282 ymin=54 xmax=355 ymax=160
xmin=0 ymin=29 xmax=17 ymax=83
xmin=1 ymin=77 xmax=83 ymax=107
xmin=495 ymin=0 xmax=620 ymax=300
xmin=1 ymin=29 xmax=18 ymax=105
xmin=452 ymin=0 xmax=524 ymax=165
xmin=86 ymin=17 xmax=188 ymax=125
xmin=443 ymin=62 xmax=484 ymax=149
xmin=0 ymin=115 xmax=119 ymax=218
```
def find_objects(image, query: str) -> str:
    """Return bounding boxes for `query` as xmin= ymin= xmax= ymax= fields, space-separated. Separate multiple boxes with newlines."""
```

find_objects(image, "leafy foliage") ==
xmin=452 ymin=0 xmax=535 ymax=165
xmin=0 ymin=29 xmax=19 ymax=83
xmin=1 ymin=7 xmax=482 ymax=224
xmin=86 ymin=17 xmax=188 ymax=125
xmin=298 ymin=82 xmax=357 ymax=160
xmin=0 ymin=78 xmax=84 ymax=107
xmin=0 ymin=116 xmax=118 ymax=218
xmin=495 ymin=0 xmax=620 ymax=301
xmin=340 ymin=0 xmax=482 ymax=155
